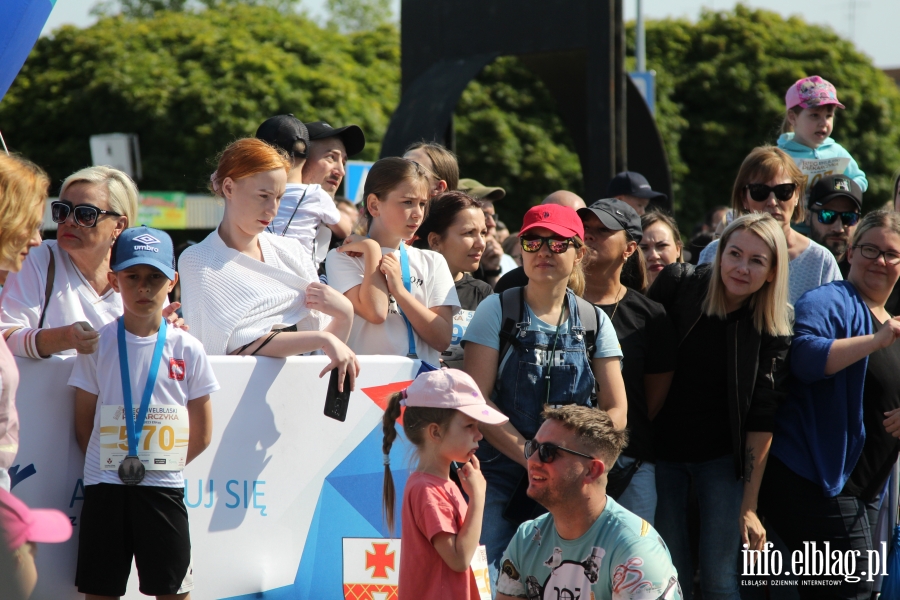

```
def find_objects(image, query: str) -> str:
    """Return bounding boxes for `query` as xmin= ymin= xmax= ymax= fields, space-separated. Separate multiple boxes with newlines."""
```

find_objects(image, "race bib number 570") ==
xmin=99 ymin=405 xmax=189 ymax=471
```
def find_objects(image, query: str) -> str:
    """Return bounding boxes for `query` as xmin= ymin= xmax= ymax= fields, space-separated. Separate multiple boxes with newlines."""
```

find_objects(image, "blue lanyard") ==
xmin=117 ymin=317 xmax=168 ymax=456
xmin=398 ymin=243 xmax=417 ymax=359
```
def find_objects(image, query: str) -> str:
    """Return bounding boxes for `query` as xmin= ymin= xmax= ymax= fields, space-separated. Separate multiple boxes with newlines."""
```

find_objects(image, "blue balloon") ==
xmin=0 ymin=0 xmax=55 ymax=103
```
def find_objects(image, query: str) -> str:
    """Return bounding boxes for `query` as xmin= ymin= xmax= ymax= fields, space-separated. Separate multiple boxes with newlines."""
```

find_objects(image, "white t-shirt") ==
xmin=268 ymin=183 xmax=340 ymax=264
xmin=69 ymin=322 xmax=220 ymax=488
xmin=325 ymin=245 xmax=460 ymax=366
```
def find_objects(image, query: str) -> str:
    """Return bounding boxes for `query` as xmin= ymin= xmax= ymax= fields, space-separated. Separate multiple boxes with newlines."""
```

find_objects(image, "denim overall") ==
xmin=478 ymin=289 xmax=597 ymax=579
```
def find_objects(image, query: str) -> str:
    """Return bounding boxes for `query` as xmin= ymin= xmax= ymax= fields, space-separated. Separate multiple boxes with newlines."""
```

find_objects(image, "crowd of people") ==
xmin=0 ymin=75 xmax=898 ymax=600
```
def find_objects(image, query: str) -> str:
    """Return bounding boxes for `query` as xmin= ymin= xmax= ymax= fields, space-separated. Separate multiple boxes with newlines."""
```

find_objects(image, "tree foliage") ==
xmin=0 ymin=5 xmax=398 ymax=193
xmin=629 ymin=5 xmax=900 ymax=228
xmin=325 ymin=0 xmax=393 ymax=33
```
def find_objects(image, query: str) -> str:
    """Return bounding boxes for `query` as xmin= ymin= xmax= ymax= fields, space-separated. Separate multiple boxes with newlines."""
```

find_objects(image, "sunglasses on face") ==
xmin=524 ymin=439 xmax=595 ymax=463
xmin=745 ymin=183 xmax=798 ymax=202
xmin=813 ymin=209 xmax=860 ymax=227
xmin=520 ymin=235 xmax=573 ymax=254
xmin=852 ymin=243 xmax=900 ymax=265
xmin=51 ymin=200 xmax=122 ymax=228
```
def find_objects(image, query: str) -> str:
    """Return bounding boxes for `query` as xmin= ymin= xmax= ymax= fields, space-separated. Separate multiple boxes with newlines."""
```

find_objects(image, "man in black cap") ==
xmin=806 ymin=174 xmax=862 ymax=278
xmin=256 ymin=114 xmax=352 ymax=262
xmin=302 ymin=121 xmax=366 ymax=199
xmin=607 ymin=171 xmax=667 ymax=216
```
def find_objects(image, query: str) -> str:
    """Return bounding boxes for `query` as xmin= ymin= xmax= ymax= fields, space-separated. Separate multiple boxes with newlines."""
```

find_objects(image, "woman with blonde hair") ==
xmin=403 ymin=141 xmax=459 ymax=196
xmin=762 ymin=210 xmax=900 ymax=598
xmin=698 ymin=145 xmax=841 ymax=304
xmin=648 ymin=212 xmax=792 ymax=600
xmin=0 ymin=165 xmax=171 ymax=358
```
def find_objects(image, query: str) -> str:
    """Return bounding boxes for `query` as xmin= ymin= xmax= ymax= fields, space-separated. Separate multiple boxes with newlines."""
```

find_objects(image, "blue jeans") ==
xmin=656 ymin=455 xmax=743 ymax=600
xmin=614 ymin=456 xmax=657 ymax=525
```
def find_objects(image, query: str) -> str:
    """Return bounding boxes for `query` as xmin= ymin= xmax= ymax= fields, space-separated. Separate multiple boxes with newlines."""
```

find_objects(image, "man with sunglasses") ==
xmin=806 ymin=174 xmax=862 ymax=278
xmin=496 ymin=405 xmax=682 ymax=600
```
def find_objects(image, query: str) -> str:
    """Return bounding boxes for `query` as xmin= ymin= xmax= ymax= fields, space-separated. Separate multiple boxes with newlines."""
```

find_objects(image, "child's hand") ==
xmin=163 ymin=302 xmax=188 ymax=331
xmin=380 ymin=253 xmax=404 ymax=294
xmin=305 ymin=282 xmax=353 ymax=320
xmin=338 ymin=235 xmax=374 ymax=258
xmin=457 ymin=455 xmax=485 ymax=501
xmin=884 ymin=408 xmax=900 ymax=438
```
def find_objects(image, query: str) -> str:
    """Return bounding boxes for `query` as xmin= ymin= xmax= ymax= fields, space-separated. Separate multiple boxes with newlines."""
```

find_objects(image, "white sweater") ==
xmin=179 ymin=230 xmax=328 ymax=355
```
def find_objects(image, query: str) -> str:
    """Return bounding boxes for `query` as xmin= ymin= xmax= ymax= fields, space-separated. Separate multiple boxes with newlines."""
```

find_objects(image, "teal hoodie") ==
xmin=777 ymin=133 xmax=868 ymax=192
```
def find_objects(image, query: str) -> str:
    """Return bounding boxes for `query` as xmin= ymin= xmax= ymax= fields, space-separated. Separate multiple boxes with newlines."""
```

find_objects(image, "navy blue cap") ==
xmin=110 ymin=226 xmax=176 ymax=280
xmin=607 ymin=171 xmax=667 ymax=203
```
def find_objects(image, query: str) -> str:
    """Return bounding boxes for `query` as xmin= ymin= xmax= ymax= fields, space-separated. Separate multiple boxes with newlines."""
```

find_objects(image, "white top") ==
xmin=0 ymin=240 xmax=122 ymax=358
xmin=499 ymin=252 xmax=518 ymax=276
xmin=268 ymin=183 xmax=340 ymax=264
xmin=179 ymin=230 xmax=330 ymax=355
xmin=698 ymin=237 xmax=842 ymax=304
xmin=69 ymin=322 xmax=219 ymax=488
xmin=325 ymin=245 xmax=460 ymax=366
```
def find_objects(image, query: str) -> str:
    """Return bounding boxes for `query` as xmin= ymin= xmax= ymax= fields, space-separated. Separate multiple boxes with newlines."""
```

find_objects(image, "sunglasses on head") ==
xmin=745 ymin=183 xmax=798 ymax=202
xmin=520 ymin=235 xmax=573 ymax=254
xmin=524 ymin=439 xmax=595 ymax=463
xmin=813 ymin=208 xmax=860 ymax=227
xmin=51 ymin=200 xmax=122 ymax=228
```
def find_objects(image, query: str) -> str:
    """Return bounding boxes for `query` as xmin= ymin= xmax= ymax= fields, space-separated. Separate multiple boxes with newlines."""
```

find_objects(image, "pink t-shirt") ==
xmin=0 ymin=337 xmax=20 ymax=481
xmin=399 ymin=471 xmax=479 ymax=600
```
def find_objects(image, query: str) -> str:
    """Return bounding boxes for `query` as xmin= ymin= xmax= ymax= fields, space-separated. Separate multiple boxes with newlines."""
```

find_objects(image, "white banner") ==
xmin=12 ymin=355 xmax=420 ymax=599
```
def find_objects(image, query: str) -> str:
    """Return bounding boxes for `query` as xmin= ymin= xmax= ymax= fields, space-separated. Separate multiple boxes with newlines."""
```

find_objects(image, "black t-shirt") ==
xmin=597 ymin=289 xmax=677 ymax=461
xmin=495 ymin=266 xmax=529 ymax=293
xmin=654 ymin=311 xmax=736 ymax=463
xmin=843 ymin=314 xmax=900 ymax=501
xmin=454 ymin=273 xmax=494 ymax=311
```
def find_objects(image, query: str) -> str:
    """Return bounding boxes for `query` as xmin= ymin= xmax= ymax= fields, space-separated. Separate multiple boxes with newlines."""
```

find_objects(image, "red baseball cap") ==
xmin=0 ymin=488 xmax=72 ymax=550
xmin=519 ymin=204 xmax=584 ymax=240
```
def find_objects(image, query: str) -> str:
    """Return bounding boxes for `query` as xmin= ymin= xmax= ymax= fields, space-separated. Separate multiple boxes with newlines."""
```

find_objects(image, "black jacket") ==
xmin=647 ymin=262 xmax=791 ymax=479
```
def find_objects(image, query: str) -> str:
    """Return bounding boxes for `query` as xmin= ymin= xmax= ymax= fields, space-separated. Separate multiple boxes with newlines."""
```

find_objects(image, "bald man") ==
xmin=493 ymin=191 xmax=588 ymax=293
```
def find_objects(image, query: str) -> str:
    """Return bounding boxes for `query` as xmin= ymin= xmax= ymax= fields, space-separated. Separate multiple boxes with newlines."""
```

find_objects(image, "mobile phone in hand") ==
xmin=324 ymin=368 xmax=351 ymax=422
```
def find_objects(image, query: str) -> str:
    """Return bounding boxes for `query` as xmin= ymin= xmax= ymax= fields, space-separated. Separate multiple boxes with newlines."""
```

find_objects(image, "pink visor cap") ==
xmin=404 ymin=369 xmax=509 ymax=426
xmin=0 ymin=488 xmax=72 ymax=551
xmin=785 ymin=76 xmax=845 ymax=110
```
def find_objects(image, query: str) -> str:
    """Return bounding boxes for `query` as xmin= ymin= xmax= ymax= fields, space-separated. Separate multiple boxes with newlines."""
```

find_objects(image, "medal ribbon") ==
xmin=117 ymin=317 xmax=168 ymax=456
xmin=398 ymin=243 xmax=418 ymax=359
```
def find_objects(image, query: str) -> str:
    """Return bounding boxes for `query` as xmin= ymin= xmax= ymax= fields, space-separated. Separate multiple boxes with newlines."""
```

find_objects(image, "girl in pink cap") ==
xmin=777 ymin=75 xmax=867 ymax=192
xmin=382 ymin=368 xmax=508 ymax=599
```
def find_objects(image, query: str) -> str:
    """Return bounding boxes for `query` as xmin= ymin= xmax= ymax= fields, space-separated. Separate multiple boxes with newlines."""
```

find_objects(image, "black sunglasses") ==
xmin=813 ymin=209 xmax=860 ymax=227
xmin=51 ymin=200 xmax=122 ymax=228
xmin=520 ymin=235 xmax=573 ymax=254
xmin=745 ymin=183 xmax=798 ymax=202
xmin=524 ymin=439 xmax=595 ymax=463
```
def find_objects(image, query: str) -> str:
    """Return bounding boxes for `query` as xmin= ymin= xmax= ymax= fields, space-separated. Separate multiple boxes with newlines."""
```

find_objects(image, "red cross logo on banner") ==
xmin=365 ymin=543 xmax=396 ymax=579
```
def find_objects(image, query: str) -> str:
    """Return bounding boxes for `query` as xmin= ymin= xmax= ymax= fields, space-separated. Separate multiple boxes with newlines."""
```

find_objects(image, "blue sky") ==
xmin=43 ymin=0 xmax=900 ymax=68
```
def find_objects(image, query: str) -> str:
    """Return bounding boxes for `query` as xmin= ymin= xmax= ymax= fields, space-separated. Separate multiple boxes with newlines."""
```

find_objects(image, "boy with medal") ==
xmin=71 ymin=226 xmax=219 ymax=599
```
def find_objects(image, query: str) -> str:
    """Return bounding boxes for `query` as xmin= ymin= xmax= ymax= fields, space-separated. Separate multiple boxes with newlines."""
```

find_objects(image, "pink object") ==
xmin=785 ymin=76 xmax=845 ymax=110
xmin=518 ymin=203 xmax=585 ymax=240
xmin=403 ymin=369 xmax=509 ymax=425
xmin=0 ymin=488 xmax=72 ymax=550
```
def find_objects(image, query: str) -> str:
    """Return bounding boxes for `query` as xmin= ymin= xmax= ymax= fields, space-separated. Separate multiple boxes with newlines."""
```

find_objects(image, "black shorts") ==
xmin=76 ymin=483 xmax=193 ymax=597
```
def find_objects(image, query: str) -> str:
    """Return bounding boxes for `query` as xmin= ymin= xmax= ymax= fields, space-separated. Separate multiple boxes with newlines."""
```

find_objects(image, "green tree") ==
xmin=0 ymin=5 xmax=399 ymax=193
xmin=326 ymin=0 xmax=393 ymax=33
xmin=629 ymin=5 xmax=900 ymax=229
xmin=453 ymin=57 xmax=584 ymax=228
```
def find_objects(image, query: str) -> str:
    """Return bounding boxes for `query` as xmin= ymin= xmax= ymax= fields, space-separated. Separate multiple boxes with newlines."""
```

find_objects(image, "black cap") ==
xmin=808 ymin=174 xmax=862 ymax=211
xmin=578 ymin=198 xmax=643 ymax=243
xmin=607 ymin=171 xmax=667 ymax=203
xmin=255 ymin=114 xmax=309 ymax=158
xmin=306 ymin=121 xmax=366 ymax=157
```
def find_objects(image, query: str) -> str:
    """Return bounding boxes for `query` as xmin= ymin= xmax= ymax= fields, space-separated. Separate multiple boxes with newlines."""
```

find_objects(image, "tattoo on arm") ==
xmin=744 ymin=446 xmax=756 ymax=482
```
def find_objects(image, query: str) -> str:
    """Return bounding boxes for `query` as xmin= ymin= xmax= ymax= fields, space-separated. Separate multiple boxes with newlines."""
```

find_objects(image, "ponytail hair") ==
xmin=381 ymin=391 xmax=456 ymax=535
xmin=567 ymin=236 xmax=586 ymax=297
xmin=362 ymin=158 xmax=430 ymax=231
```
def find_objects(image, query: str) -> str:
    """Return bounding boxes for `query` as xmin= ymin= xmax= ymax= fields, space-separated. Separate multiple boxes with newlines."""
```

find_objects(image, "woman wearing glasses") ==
xmin=461 ymin=204 xmax=626 ymax=580
xmin=648 ymin=212 xmax=792 ymax=600
xmin=761 ymin=211 xmax=900 ymax=598
xmin=0 ymin=166 xmax=156 ymax=358
xmin=696 ymin=146 xmax=841 ymax=304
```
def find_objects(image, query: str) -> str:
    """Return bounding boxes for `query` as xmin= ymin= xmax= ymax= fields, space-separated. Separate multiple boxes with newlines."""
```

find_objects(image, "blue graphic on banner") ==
xmin=344 ymin=161 xmax=374 ymax=205
xmin=0 ymin=0 xmax=55 ymax=103
xmin=223 ymin=423 xmax=411 ymax=599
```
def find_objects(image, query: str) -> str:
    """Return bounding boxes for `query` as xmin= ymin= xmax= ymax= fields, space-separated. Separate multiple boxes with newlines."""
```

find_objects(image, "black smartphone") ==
xmin=324 ymin=368 xmax=351 ymax=422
